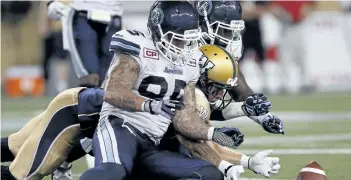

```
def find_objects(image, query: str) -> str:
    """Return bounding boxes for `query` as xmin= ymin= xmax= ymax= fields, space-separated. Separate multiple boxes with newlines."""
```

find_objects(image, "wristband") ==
xmin=240 ymin=154 xmax=250 ymax=168
xmin=218 ymin=160 xmax=232 ymax=175
xmin=141 ymin=99 xmax=151 ymax=112
xmin=207 ymin=127 xmax=215 ymax=141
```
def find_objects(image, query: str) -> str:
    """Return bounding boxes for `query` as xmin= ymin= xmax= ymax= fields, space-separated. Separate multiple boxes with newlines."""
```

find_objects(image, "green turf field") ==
xmin=1 ymin=92 xmax=351 ymax=180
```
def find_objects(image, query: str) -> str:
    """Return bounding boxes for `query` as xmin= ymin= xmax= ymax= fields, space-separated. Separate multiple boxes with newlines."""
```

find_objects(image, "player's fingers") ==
xmin=271 ymin=157 xmax=280 ymax=165
xmin=264 ymin=101 xmax=272 ymax=108
xmin=269 ymin=169 xmax=279 ymax=175
xmin=262 ymin=171 xmax=270 ymax=178
xmin=258 ymin=93 xmax=267 ymax=101
xmin=261 ymin=149 xmax=274 ymax=157
xmin=165 ymin=102 xmax=176 ymax=108
xmin=272 ymin=164 xmax=281 ymax=171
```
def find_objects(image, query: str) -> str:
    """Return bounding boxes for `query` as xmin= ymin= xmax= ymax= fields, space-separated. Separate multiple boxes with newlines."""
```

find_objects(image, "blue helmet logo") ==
xmin=151 ymin=7 xmax=164 ymax=26
xmin=197 ymin=0 xmax=212 ymax=16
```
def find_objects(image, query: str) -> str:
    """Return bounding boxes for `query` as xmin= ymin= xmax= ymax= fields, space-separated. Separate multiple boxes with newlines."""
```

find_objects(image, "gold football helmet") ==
xmin=197 ymin=44 xmax=239 ymax=110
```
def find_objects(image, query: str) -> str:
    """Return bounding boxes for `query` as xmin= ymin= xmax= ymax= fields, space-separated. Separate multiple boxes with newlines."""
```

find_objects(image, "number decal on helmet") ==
xmin=227 ymin=78 xmax=238 ymax=87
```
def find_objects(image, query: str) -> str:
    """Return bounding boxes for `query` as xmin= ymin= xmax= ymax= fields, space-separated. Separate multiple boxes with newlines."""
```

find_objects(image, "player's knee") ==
xmin=8 ymin=133 xmax=23 ymax=154
xmin=1 ymin=137 xmax=15 ymax=162
xmin=193 ymin=165 xmax=223 ymax=180
xmin=79 ymin=163 xmax=126 ymax=180
xmin=1 ymin=165 xmax=16 ymax=180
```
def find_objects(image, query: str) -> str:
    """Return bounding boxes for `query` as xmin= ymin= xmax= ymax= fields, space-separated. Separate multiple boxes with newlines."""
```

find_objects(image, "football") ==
xmin=297 ymin=161 xmax=327 ymax=180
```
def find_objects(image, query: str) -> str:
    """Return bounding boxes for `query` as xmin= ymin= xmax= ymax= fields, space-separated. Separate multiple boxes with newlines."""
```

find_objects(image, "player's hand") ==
xmin=143 ymin=99 xmax=183 ymax=120
xmin=216 ymin=127 xmax=244 ymax=148
xmin=241 ymin=150 xmax=280 ymax=178
xmin=48 ymin=1 xmax=66 ymax=20
xmin=250 ymin=113 xmax=285 ymax=135
xmin=212 ymin=128 xmax=244 ymax=149
xmin=219 ymin=160 xmax=244 ymax=180
xmin=242 ymin=93 xmax=272 ymax=116
xmin=227 ymin=38 xmax=243 ymax=61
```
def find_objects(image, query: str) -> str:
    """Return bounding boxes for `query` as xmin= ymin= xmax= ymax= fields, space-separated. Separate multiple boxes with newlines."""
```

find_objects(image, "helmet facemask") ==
xmin=206 ymin=18 xmax=244 ymax=53
xmin=155 ymin=26 xmax=202 ymax=66
xmin=198 ymin=74 xmax=237 ymax=111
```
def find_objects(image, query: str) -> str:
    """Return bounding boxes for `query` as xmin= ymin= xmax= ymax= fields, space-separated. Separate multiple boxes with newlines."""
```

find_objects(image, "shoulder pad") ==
xmin=109 ymin=29 xmax=147 ymax=57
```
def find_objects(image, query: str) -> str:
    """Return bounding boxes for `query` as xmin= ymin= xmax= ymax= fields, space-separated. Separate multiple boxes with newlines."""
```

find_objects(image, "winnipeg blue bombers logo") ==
xmin=199 ymin=55 xmax=214 ymax=75
xmin=151 ymin=7 xmax=164 ymax=26
xmin=198 ymin=106 xmax=209 ymax=121
xmin=196 ymin=0 xmax=212 ymax=16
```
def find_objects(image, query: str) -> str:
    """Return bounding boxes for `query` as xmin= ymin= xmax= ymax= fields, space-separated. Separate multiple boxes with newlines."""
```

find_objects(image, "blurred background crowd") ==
xmin=1 ymin=1 xmax=351 ymax=97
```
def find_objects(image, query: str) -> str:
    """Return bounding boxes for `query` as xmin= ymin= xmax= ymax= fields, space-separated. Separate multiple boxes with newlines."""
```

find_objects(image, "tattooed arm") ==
xmin=172 ymin=82 xmax=211 ymax=140
xmin=176 ymin=134 xmax=222 ymax=166
xmin=104 ymin=54 xmax=146 ymax=111
xmin=176 ymin=133 xmax=244 ymax=166
xmin=227 ymin=67 xmax=254 ymax=102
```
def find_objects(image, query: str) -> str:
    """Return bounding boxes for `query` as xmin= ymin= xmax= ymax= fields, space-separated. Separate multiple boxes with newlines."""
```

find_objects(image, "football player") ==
xmin=47 ymin=0 xmax=123 ymax=87
xmin=194 ymin=0 xmax=284 ymax=134
xmin=1 ymin=45 xmax=277 ymax=180
xmin=1 ymin=87 xmax=104 ymax=180
xmin=80 ymin=1 xmax=242 ymax=180
xmin=155 ymin=44 xmax=281 ymax=180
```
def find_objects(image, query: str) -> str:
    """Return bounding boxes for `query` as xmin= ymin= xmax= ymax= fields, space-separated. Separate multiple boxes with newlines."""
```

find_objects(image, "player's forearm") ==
xmin=104 ymin=91 xmax=146 ymax=112
xmin=173 ymin=108 xmax=211 ymax=140
xmin=172 ymin=82 xmax=212 ymax=140
xmin=177 ymin=134 xmax=245 ymax=167
xmin=104 ymin=53 xmax=145 ymax=112
xmin=220 ymin=102 xmax=246 ymax=120
xmin=176 ymin=134 xmax=222 ymax=167
xmin=228 ymin=68 xmax=254 ymax=102
xmin=209 ymin=142 xmax=244 ymax=165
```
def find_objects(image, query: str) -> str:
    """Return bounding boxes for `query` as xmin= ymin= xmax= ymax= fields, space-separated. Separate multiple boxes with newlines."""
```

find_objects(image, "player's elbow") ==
xmin=103 ymin=91 xmax=115 ymax=104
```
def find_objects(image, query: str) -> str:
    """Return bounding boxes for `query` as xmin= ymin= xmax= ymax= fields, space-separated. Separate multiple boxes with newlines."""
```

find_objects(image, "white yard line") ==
xmin=3 ymin=111 xmax=351 ymax=131
xmin=212 ymin=112 xmax=351 ymax=125
xmin=244 ymin=133 xmax=351 ymax=145
xmin=72 ymin=173 xmax=291 ymax=180
xmin=239 ymin=148 xmax=351 ymax=155
xmin=240 ymin=179 xmax=288 ymax=180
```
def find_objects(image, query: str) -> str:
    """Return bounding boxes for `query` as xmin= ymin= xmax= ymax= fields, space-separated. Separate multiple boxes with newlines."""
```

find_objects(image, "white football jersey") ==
xmin=100 ymin=29 xmax=200 ymax=144
xmin=70 ymin=0 xmax=123 ymax=16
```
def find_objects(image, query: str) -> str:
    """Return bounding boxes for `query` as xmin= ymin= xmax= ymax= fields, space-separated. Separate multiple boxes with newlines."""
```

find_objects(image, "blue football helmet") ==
xmin=196 ymin=0 xmax=245 ymax=59
xmin=147 ymin=1 xmax=202 ymax=66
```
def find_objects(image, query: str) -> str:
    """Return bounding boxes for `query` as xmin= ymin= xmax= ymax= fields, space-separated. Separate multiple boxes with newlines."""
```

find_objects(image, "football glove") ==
xmin=215 ymin=127 xmax=244 ymax=148
xmin=242 ymin=93 xmax=272 ymax=117
xmin=48 ymin=1 xmax=66 ymax=20
xmin=250 ymin=113 xmax=285 ymax=135
xmin=241 ymin=149 xmax=281 ymax=178
xmin=212 ymin=128 xmax=244 ymax=149
xmin=219 ymin=160 xmax=244 ymax=180
xmin=143 ymin=99 xmax=183 ymax=120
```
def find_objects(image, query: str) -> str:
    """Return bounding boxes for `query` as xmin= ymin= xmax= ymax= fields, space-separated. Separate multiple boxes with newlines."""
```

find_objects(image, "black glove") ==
xmin=144 ymin=99 xmax=183 ymax=119
xmin=212 ymin=127 xmax=244 ymax=149
xmin=261 ymin=115 xmax=285 ymax=135
xmin=242 ymin=93 xmax=272 ymax=116
xmin=216 ymin=127 xmax=244 ymax=147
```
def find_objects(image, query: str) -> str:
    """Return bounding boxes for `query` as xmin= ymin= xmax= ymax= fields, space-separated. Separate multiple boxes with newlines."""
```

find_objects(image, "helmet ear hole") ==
xmin=199 ymin=75 xmax=207 ymax=86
